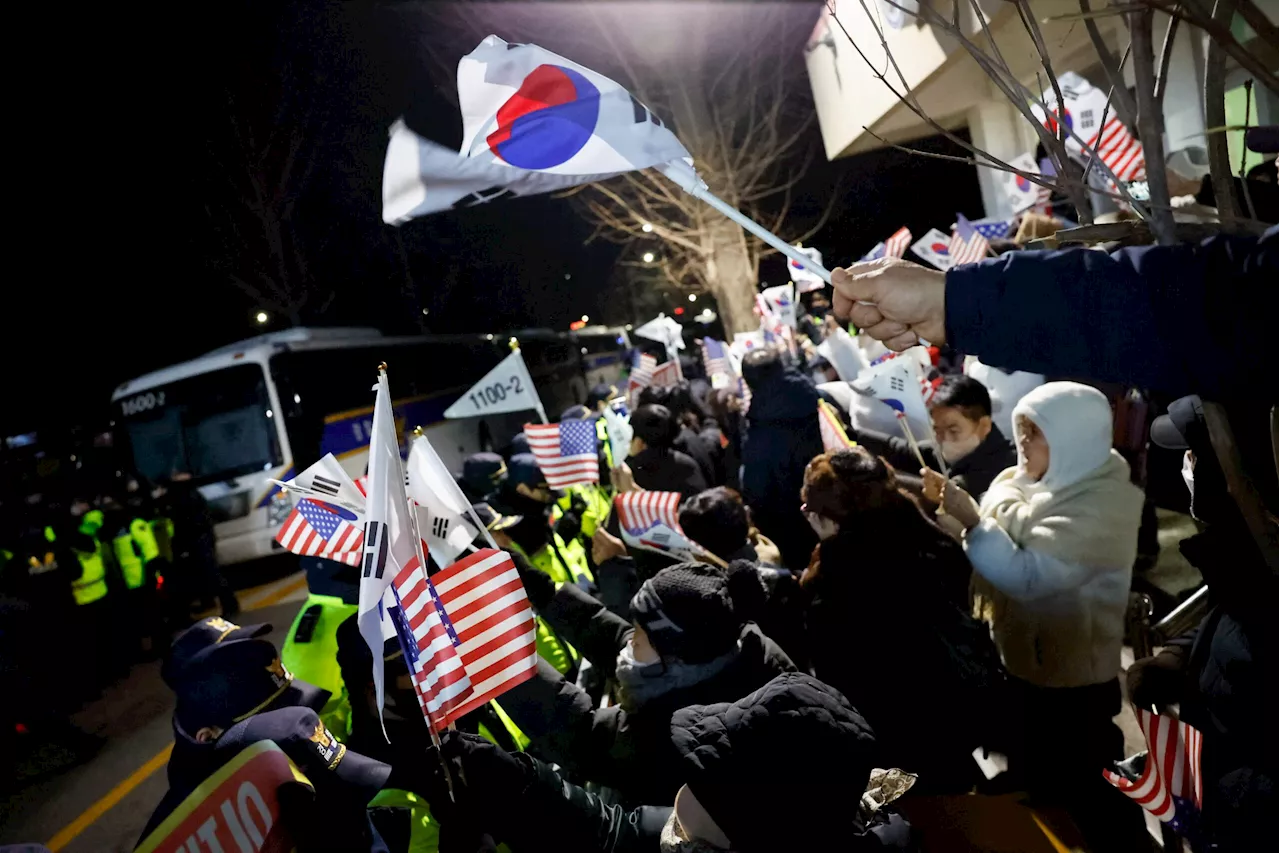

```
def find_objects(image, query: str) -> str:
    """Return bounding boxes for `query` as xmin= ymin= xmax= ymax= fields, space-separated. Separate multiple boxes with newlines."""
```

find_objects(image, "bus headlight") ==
xmin=268 ymin=493 xmax=293 ymax=526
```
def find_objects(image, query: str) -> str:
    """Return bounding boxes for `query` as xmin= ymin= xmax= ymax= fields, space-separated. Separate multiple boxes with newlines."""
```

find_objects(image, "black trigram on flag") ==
xmin=312 ymin=475 xmax=341 ymax=497
xmin=889 ymin=376 xmax=907 ymax=393
xmin=629 ymin=95 xmax=666 ymax=128
xmin=363 ymin=521 xmax=388 ymax=579
xmin=453 ymin=187 xmax=520 ymax=209
xmin=431 ymin=516 xmax=450 ymax=539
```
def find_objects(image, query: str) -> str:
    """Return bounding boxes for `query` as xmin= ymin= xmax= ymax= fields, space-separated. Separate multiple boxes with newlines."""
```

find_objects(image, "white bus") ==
xmin=109 ymin=326 xmax=630 ymax=566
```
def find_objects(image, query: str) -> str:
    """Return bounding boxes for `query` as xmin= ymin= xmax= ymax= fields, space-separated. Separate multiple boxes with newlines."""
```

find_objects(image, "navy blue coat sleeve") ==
xmin=945 ymin=227 xmax=1277 ymax=400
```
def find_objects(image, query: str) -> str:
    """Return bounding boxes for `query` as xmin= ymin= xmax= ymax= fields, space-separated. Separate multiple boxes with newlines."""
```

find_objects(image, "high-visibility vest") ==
xmin=534 ymin=614 xmax=577 ymax=675
xmin=78 ymin=510 xmax=105 ymax=538
xmin=151 ymin=517 xmax=175 ymax=562
xmin=595 ymin=416 xmax=615 ymax=470
xmin=281 ymin=593 xmax=359 ymax=735
xmin=71 ymin=548 xmax=108 ymax=605
xmin=367 ymin=789 xmax=441 ymax=853
xmin=112 ymin=532 xmax=146 ymax=590
xmin=131 ymin=518 xmax=161 ymax=563
xmin=476 ymin=700 xmax=531 ymax=753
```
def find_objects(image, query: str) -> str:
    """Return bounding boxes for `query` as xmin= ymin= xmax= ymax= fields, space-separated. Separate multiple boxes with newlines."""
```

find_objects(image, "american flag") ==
xmin=615 ymin=491 xmax=709 ymax=561
xmin=969 ymin=218 xmax=1012 ymax=242
xmin=948 ymin=213 xmax=990 ymax=266
xmin=701 ymin=338 xmax=731 ymax=380
xmin=275 ymin=498 xmax=363 ymax=565
xmin=1103 ymin=708 xmax=1203 ymax=826
xmin=862 ymin=226 xmax=912 ymax=261
xmin=525 ymin=420 xmax=600 ymax=488
xmin=390 ymin=555 xmax=473 ymax=727
xmin=627 ymin=353 xmax=657 ymax=404
xmin=650 ymin=360 xmax=680 ymax=388
xmin=391 ymin=548 xmax=537 ymax=728
xmin=1087 ymin=117 xmax=1145 ymax=183
xmin=817 ymin=400 xmax=854 ymax=451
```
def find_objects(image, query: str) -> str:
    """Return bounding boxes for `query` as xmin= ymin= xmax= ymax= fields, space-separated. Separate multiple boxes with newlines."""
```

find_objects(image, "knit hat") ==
xmin=629 ymin=562 xmax=764 ymax=663
xmin=670 ymin=672 xmax=878 ymax=853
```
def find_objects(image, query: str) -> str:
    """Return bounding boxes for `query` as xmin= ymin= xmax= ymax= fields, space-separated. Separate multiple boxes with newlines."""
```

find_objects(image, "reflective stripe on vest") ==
xmin=72 ymin=549 xmax=108 ymax=605
xmin=113 ymin=533 xmax=145 ymax=590
xmin=131 ymin=517 xmax=161 ymax=562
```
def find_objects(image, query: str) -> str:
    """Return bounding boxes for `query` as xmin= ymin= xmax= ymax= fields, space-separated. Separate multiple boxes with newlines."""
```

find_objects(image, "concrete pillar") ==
xmin=967 ymin=84 xmax=1041 ymax=218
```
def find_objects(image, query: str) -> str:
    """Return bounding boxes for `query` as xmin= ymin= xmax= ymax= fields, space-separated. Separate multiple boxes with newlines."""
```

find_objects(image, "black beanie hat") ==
xmin=670 ymin=672 xmax=878 ymax=853
xmin=629 ymin=561 xmax=765 ymax=663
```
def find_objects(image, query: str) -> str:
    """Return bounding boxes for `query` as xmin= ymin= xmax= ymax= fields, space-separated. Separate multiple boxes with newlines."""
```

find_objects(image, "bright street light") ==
xmin=581 ymin=315 xmax=590 ymax=323
xmin=641 ymin=222 xmax=653 ymax=233
xmin=642 ymin=252 xmax=655 ymax=263
xmin=255 ymin=311 xmax=269 ymax=325
xmin=688 ymin=293 xmax=697 ymax=302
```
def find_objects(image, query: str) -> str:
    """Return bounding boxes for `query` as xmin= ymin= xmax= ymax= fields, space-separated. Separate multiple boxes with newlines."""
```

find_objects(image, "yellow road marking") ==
xmin=47 ymin=743 xmax=173 ymax=852
xmin=242 ymin=573 xmax=308 ymax=612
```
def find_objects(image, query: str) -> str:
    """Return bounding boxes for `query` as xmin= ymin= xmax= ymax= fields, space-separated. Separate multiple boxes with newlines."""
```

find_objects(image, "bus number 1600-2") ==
xmin=121 ymin=391 xmax=166 ymax=416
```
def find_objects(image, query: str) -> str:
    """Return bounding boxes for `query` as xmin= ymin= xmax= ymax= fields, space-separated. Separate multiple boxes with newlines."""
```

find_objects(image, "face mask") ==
xmin=1182 ymin=450 xmax=1195 ymax=506
xmin=660 ymin=809 xmax=733 ymax=853
xmin=939 ymin=433 xmax=982 ymax=463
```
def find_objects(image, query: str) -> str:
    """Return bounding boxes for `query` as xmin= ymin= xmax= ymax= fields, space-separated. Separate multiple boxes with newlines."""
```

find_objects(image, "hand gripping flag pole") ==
xmin=660 ymin=161 xmax=833 ymax=285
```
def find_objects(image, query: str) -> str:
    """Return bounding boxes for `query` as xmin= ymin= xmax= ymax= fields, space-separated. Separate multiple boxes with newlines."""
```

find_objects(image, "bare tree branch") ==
xmin=1129 ymin=7 xmax=1178 ymax=242
xmin=1080 ymin=0 xmax=1141 ymax=128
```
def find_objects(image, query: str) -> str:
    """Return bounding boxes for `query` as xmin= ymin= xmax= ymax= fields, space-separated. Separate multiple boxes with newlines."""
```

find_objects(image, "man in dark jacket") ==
xmin=739 ymin=349 xmax=824 ymax=571
xmin=1126 ymin=396 xmax=1277 ymax=852
xmin=848 ymin=374 xmax=1016 ymax=499
xmin=497 ymin=562 xmax=795 ymax=805
xmin=831 ymin=227 xmax=1278 ymax=401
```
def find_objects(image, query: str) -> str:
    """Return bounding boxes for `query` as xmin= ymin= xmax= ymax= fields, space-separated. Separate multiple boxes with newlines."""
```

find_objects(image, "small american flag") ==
xmin=429 ymin=548 xmax=538 ymax=724
xmin=275 ymin=499 xmax=363 ymax=565
xmin=1087 ymin=117 xmax=1145 ymax=183
xmin=650 ymin=360 xmax=680 ymax=388
xmin=701 ymin=338 xmax=731 ymax=380
xmin=615 ymin=491 xmax=710 ymax=562
xmin=862 ymin=226 xmax=912 ymax=261
xmin=1103 ymin=708 xmax=1203 ymax=827
xmin=969 ymin=218 xmax=1012 ymax=242
xmin=948 ymin=213 xmax=990 ymax=266
xmin=525 ymin=420 xmax=600 ymax=488
xmin=390 ymin=555 xmax=474 ymax=727
xmin=627 ymin=353 xmax=657 ymax=404
xmin=818 ymin=400 xmax=854 ymax=451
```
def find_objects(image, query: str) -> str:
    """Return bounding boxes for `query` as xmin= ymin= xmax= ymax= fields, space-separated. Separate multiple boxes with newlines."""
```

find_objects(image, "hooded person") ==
xmin=140 ymin=617 xmax=395 ymax=851
xmin=738 ymin=349 xmax=824 ymax=571
xmin=801 ymin=448 xmax=1001 ymax=792
xmin=1125 ymin=396 xmax=1277 ymax=852
xmin=495 ymin=561 xmax=796 ymax=805
xmin=922 ymin=381 xmax=1147 ymax=852
xmin=626 ymin=404 xmax=708 ymax=498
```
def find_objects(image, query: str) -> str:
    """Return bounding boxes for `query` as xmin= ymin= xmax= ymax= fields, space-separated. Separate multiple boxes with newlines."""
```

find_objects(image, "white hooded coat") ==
xmin=966 ymin=382 xmax=1143 ymax=688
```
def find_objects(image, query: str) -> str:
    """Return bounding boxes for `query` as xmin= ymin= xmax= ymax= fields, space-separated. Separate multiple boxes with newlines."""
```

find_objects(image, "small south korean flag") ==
xmin=910 ymin=228 xmax=954 ymax=271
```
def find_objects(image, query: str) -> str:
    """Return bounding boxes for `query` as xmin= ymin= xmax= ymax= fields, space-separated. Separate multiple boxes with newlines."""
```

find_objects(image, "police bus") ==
xmin=109 ymin=326 xmax=629 ymax=565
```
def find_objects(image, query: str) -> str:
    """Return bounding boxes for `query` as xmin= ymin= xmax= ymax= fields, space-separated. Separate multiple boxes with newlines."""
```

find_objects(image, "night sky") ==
xmin=4 ymin=0 xmax=980 ymax=438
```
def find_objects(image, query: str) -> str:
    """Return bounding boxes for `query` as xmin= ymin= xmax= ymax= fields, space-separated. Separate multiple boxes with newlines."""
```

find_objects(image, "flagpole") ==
xmin=510 ymin=338 xmax=549 ymax=423
xmin=660 ymin=161 xmax=833 ymax=285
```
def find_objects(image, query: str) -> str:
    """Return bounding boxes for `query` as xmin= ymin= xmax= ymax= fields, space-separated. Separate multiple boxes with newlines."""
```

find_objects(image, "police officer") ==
xmin=140 ymin=617 xmax=402 ymax=852
xmin=457 ymin=452 xmax=508 ymax=505
xmin=165 ymin=473 xmax=239 ymax=619
xmin=492 ymin=456 xmax=592 ymax=590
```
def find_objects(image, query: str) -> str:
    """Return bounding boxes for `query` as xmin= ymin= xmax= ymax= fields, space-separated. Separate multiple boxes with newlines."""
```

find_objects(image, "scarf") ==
xmin=615 ymin=638 xmax=739 ymax=713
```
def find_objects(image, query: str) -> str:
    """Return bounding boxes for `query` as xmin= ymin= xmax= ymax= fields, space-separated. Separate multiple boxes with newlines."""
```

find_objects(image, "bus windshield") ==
xmin=115 ymin=363 xmax=282 ymax=486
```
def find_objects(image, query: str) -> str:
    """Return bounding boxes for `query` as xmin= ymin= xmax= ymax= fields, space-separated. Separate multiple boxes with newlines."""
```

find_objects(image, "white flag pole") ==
xmin=510 ymin=339 xmax=549 ymax=424
xmin=660 ymin=161 xmax=832 ymax=285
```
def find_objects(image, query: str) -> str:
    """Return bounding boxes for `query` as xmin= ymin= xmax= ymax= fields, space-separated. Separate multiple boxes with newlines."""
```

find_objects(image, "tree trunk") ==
xmin=703 ymin=217 xmax=758 ymax=334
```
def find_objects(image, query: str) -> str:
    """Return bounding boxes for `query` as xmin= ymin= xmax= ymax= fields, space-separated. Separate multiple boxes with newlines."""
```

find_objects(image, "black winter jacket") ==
xmin=626 ymin=446 xmax=707 ymax=498
xmin=805 ymin=509 xmax=1001 ymax=793
xmin=849 ymin=423 xmax=1016 ymax=500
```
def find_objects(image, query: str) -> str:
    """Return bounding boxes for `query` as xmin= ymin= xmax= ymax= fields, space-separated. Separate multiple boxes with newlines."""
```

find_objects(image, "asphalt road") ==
xmin=0 ymin=575 xmax=308 ymax=853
